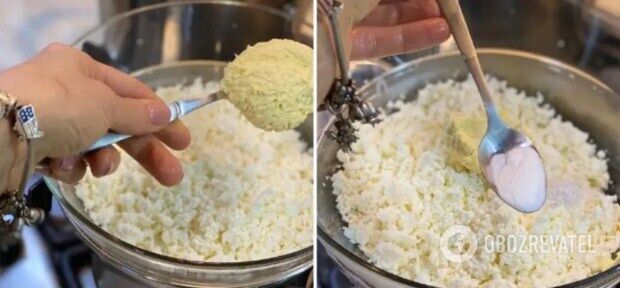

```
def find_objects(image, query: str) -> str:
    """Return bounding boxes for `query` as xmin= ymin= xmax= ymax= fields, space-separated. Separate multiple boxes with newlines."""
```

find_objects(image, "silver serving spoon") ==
xmin=438 ymin=0 xmax=547 ymax=212
xmin=86 ymin=91 xmax=222 ymax=152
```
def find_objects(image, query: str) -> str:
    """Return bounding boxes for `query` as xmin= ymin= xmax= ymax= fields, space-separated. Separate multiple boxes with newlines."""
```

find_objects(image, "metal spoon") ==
xmin=86 ymin=91 xmax=222 ymax=152
xmin=438 ymin=0 xmax=547 ymax=212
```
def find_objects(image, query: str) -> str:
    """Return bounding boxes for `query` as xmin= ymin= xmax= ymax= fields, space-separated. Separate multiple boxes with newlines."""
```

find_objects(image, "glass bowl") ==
xmin=44 ymin=1 xmax=312 ymax=287
xmin=317 ymin=49 xmax=620 ymax=288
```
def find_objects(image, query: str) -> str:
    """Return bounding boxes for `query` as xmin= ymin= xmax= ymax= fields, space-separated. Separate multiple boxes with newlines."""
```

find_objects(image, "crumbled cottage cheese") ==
xmin=76 ymin=79 xmax=313 ymax=262
xmin=332 ymin=76 xmax=620 ymax=287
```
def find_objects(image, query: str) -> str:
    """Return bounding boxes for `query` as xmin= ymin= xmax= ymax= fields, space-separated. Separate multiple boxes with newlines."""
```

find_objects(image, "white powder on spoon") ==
xmin=486 ymin=146 xmax=546 ymax=212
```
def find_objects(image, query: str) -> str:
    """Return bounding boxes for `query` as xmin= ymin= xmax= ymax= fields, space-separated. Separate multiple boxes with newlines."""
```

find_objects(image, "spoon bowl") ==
xmin=479 ymin=122 xmax=547 ymax=213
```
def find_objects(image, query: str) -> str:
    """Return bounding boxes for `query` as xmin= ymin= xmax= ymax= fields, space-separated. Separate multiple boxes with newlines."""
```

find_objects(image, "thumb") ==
xmin=104 ymin=96 xmax=171 ymax=136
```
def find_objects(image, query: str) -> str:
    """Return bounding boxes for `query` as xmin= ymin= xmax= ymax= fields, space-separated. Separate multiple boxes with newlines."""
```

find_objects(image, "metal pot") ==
xmin=317 ymin=49 xmax=620 ymax=288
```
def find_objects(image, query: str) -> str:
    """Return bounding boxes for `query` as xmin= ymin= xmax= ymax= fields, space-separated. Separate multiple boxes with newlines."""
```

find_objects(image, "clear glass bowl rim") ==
xmin=47 ymin=0 xmax=311 ymax=270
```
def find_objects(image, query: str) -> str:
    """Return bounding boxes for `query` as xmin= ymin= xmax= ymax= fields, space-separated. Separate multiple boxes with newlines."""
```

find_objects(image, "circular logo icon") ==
xmin=440 ymin=225 xmax=478 ymax=263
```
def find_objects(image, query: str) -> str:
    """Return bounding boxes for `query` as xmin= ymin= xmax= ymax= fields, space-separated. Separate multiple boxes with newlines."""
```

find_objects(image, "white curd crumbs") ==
xmin=332 ymin=76 xmax=620 ymax=287
xmin=76 ymin=79 xmax=313 ymax=262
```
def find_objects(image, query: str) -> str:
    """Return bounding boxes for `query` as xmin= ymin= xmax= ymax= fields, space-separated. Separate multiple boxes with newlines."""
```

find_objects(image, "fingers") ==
xmin=155 ymin=120 xmax=191 ymax=151
xmin=36 ymin=44 xmax=173 ymax=140
xmin=350 ymin=18 xmax=449 ymax=60
xmin=86 ymin=65 xmax=172 ymax=137
xmin=45 ymin=147 xmax=120 ymax=183
xmin=93 ymin=81 xmax=170 ymax=135
xmin=89 ymin=62 xmax=189 ymax=154
xmin=45 ymin=135 xmax=183 ymax=184
xmin=89 ymin=61 xmax=159 ymax=100
xmin=83 ymin=146 xmax=121 ymax=178
xmin=31 ymin=43 xmax=186 ymax=187
xmin=359 ymin=0 xmax=441 ymax=26
xmin=47 ymin=156 xmax=87 ymax=184
xmin=118 ymin=135 xmax=184 ymax=186
xmin=82 ymin=51 xmax=174 ymax=136
xmin=38 ymin=44 xmax=158 ymax=102
xmin=79 ymin=122 xmax=187 ymax=181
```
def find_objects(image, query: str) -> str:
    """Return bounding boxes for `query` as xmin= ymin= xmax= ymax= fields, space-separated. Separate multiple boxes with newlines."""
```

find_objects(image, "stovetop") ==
xmin=0 ymin=178 xmax=87 ymax=288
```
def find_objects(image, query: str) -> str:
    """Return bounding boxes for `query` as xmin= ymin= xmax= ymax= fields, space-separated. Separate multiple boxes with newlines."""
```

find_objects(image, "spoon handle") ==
xmin=320 ymin=0 xmax=350 ymax=83
xmin=85 ymin=91 xmax=221 ymax=152
xmin=437 ymin=0 xmax=497 ymax=114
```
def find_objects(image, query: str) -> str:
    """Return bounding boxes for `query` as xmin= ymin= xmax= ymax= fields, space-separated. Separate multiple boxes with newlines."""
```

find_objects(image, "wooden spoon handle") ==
xmin=437 ymin=0 xmax=496 ymax=110
xmin=437 ymin=0 xmax=478 ymax=61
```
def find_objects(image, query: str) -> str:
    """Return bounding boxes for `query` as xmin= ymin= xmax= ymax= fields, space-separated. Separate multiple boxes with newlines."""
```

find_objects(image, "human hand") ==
xmin=0 ymin=43 xmax=190 ymax=186
xmin=318 ymin=0 xmax=450 ymax=100
xmin=349 ymin=0 xmax=450 ymax=59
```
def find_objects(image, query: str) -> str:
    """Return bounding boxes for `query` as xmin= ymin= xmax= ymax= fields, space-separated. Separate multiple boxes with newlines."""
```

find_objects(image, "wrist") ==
xmin=0 ymin=87 xmax=41 ymax=194
xmin=0 ymin=118 xmax=26 ymax=193
xmin=0 ymin=72 xmax=47 ymax=163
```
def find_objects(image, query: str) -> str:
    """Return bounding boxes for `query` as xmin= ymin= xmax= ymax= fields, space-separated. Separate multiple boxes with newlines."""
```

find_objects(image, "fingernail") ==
xmin=148 ymin=102 xmax=170 ymax=125
xmin=59 ymin=156 xmax=79 ymax=171
xmin=97 ymin=163 xmax=113 ymax=178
